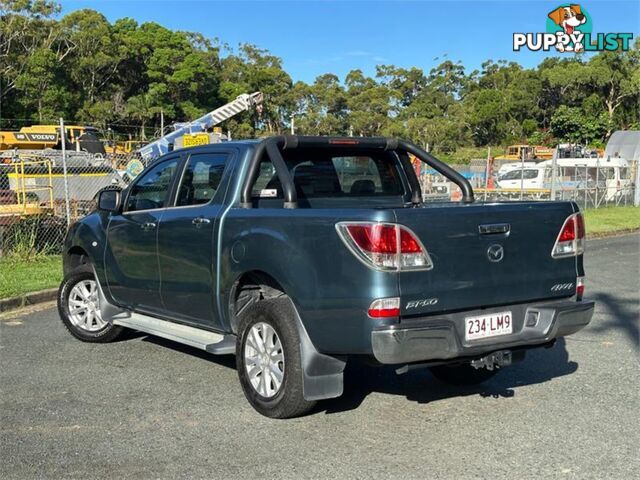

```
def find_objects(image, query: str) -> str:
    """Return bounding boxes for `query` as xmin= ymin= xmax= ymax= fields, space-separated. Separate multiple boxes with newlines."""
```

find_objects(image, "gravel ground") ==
xmin=1 ymin=233 xmax=638 ymax=479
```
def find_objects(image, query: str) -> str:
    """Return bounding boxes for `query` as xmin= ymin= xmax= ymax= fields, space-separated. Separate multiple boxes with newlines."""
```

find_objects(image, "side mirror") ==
xmin=97 ymin=189 xmax=121 ymax=212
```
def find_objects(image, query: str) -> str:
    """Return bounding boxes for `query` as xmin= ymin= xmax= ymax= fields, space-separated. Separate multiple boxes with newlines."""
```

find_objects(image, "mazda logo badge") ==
xmin=487 ymin=244 xmax=504 ymax=263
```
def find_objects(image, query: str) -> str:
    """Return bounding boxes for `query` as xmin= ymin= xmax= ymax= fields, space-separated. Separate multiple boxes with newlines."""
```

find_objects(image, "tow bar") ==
xmin=471 ymin=350 xmax=513 ymax=371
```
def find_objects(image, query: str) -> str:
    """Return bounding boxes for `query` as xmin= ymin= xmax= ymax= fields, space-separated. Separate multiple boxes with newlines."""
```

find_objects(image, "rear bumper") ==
xmin=371 ymin=300 xmax=594 ymax=365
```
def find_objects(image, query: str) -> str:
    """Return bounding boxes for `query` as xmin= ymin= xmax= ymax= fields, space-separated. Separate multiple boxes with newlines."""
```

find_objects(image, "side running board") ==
xmin=113 ymin=313 xmax=236 ymax=355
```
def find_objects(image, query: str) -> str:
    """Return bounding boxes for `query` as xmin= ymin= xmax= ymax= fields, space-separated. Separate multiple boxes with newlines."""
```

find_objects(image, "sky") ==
xmin=58 ymin=0 xmax=640 ymax=83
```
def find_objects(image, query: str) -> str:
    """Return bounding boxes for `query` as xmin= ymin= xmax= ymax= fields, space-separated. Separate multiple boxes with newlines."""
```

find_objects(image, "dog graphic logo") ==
xmin=513 ymin=3 xmax=633 ymax=53
xmin=547 ymin=4 xmax=588 ymax=51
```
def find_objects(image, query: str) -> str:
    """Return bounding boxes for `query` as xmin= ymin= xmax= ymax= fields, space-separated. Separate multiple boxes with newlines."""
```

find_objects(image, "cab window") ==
xmin=176 ymin=153 xmax=228 ymax=206
xmin=251 ymin=150 xmax=403 ymax=199
xmin=126 ymin=158 xmax=179 ymax=212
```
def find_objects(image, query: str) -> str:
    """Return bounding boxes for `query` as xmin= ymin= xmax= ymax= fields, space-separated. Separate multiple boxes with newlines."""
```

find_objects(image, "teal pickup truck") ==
xmin=58 ymin=136 xmax=594 ymax=418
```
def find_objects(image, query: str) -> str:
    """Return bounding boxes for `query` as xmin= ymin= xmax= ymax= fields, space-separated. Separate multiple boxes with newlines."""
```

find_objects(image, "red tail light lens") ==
xmin=400 ymin=228 xmax=422 ymax=253
xmin=337 ymin=222 xmax=433 ymax=271
xmin=576 ymin=212 xmax=585 ymax=239
xmin=558 ymin=217 xmax=576 ymax=242
xmin=345 ymin=224 xmax=396 ymax=253
xmin=552 ymin=213 xmax=585 ymax=258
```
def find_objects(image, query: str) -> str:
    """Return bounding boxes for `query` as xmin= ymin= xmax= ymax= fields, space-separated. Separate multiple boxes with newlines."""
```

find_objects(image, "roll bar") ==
xmin=239 ymin=136 xmax=474 ymax=208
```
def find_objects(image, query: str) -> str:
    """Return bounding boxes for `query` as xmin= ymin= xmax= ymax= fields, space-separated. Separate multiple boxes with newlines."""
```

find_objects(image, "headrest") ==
xmin=293 ymin=164 xmax=340 ymax=196
xmin=350 ymin=179 xmax=376 ymax=195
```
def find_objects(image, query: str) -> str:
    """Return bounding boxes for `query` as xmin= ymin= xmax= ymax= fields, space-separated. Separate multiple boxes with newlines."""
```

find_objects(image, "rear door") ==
xmin=157 ymin=151 xmax=232 ymax=328
xmin=105 ymin=156 xmax=180 ymax=312
xmin=393 ymin=201 xmax=578 ymax=317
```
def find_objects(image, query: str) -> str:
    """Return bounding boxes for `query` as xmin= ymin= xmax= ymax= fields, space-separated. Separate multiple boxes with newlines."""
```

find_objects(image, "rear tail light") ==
xmin=368 ymin=297 xmax=400 ymax=318
xmin=336 ymin=222 xmax=433 ymax=271
xmin=551 ymin=213 xmax=585 ymax=258
xmin=576 ymin=276 xmax=585 ymax=300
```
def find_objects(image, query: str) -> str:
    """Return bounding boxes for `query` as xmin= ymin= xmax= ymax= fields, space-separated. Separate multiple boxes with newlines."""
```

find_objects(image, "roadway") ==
xmin=1 ymin=233 xmax=638 ymax=479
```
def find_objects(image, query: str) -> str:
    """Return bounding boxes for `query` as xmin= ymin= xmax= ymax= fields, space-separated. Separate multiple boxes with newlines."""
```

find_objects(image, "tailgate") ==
xmin=394 ymin=202 xmax=579 ymax=317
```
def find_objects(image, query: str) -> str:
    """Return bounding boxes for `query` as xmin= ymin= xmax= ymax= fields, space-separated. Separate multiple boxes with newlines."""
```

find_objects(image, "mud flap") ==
xmin=282 ymin=297 xmax=346 ymax=401
xmin=93 ymin=266 xmax=128 ymax=322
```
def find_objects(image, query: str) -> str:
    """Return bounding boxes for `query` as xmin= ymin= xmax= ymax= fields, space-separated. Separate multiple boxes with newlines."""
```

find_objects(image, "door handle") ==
xmin=192 ymin=217 xmax=211 ymax=226
xmin=141 ymin=222 xmax=156 ymax=231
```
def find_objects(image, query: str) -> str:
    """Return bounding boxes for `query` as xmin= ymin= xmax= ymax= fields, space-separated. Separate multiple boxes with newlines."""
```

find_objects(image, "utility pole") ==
xmin=634 ymin=160 xmax=640 ymax=206
xmin=59 ymin=118 xmax=71 ymax=227
xmin=520 ymin=147 xmax=525 ymax=201
xmin=160 ymin=109 xmax=165 ymax=137
xmin=484 ymin=147 xmax=491 ymax=201
xmin=290 ymin=115 xmax=295 ymax=135
xmin=550 ymin=146 xmax=558 ymax=201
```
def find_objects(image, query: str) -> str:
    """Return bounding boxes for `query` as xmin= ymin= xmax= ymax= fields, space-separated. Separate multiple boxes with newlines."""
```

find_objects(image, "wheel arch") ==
xmin=64 ymin=245 xmax=90 ymax=274
xmin=230 ymin=272 xmax=347 ymax=402
xmin=229 ymin=270 xmax=287 ymax=335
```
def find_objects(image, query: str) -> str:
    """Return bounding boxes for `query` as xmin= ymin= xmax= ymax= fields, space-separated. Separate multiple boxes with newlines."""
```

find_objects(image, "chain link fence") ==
xmin=420 ymin=159 xmax=639 ymax=209
xmin=1 ymin=147 xmax=638 ymax=258
xmin=0 ymin=150 xmax=140 ymax=257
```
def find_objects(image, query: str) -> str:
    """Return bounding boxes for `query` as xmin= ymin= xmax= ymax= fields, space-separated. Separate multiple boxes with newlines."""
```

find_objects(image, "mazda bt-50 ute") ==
xmin=58 ymin=136 xmax=594 ymax=418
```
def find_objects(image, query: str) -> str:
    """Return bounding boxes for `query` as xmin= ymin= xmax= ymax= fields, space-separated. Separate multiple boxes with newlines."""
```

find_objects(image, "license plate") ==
xmin=465 ymin=311 xmax=512 ymax=341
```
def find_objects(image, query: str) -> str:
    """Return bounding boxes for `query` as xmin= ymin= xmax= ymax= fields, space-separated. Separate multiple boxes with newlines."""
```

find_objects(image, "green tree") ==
xmin=550 ymin=105 xmax=607 ymax=144
xmin=585 ymin=47 xmax=640 ymax=136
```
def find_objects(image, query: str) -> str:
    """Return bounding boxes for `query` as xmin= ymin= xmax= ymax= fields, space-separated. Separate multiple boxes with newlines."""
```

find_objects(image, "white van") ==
xmin=497 ymin=166 xmax=547 ymax=190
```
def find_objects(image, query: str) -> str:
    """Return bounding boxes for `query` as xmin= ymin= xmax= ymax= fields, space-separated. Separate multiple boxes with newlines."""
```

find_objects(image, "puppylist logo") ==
xmin=513 ymin=4 xmax=634 ymax=53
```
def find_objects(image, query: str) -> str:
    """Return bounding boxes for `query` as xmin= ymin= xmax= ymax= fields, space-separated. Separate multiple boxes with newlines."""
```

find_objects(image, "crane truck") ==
xmin=137 ymin=92 xmax=264 ymax=161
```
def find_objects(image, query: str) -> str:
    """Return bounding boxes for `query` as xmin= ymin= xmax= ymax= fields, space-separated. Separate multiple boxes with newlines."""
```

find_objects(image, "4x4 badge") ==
xmin=487 ymin=244 xmax=504 ymax=263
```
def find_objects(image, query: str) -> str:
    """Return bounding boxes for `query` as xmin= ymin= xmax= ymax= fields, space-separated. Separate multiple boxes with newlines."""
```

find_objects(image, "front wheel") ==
xmin=429 ymin=363 xmax=499 ymax=386
xmin=236 ymin=297 xmax=315 ymax=419
xmin=58 ymin=266 xmax=124 ymax=343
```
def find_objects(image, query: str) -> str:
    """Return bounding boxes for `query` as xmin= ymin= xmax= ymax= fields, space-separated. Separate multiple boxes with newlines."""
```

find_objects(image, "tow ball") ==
xmin=471 ymin=350 xmax=513 ymax=371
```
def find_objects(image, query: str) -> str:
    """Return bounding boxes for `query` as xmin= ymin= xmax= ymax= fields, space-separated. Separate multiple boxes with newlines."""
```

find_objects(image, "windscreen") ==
xmin=252 ymin=149 xmax=405 ymax=199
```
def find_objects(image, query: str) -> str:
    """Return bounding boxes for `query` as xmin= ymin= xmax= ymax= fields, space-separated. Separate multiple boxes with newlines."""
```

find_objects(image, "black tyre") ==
xmin=236 ymin=297 xmax=315 ymax=419
xmin=429 ymin=363 xmax=499 ymax=386
xmin=58 ymin=265 xmax=124 ymax=343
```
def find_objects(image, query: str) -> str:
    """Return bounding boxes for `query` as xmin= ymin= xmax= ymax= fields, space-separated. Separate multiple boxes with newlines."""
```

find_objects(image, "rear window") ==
xmin=252 ymin=149 xmax=404 ymax=199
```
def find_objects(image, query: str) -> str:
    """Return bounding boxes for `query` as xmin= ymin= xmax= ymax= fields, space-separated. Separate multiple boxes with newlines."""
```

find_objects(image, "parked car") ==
xmin=58 ymin=136 xmax=594 ymax=418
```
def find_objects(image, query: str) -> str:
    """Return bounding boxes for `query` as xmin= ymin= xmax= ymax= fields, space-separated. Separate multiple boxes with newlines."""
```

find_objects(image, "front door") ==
xmin=105 ymin=156 xmax=180 ymax=312
xmin=157 ymin=151 xmax=231 ymax=328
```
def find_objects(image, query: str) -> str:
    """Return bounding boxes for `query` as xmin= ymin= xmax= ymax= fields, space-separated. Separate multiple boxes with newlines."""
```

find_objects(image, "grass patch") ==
xmin=583 ymin=206 xmax=640 ymax=236
xmin=0 ymin=255 xmax=62 ymax=299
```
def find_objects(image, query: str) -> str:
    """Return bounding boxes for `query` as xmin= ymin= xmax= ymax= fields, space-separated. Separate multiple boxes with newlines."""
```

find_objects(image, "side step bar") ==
xmin=113 ymin=313 xmax=236 ymax=355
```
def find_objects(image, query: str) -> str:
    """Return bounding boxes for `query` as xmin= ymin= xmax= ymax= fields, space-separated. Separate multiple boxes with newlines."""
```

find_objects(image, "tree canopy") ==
xmin=1 ymin=0 xmax=639 ymax=154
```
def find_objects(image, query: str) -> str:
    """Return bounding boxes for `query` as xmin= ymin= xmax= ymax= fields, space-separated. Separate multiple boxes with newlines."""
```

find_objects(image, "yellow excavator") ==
xmin=495 ymin=145 xmax=554 ymax=161
xmin=103 ymin=140 xmax=147 ymax=155
xmin=0 ymin=125 xmax=106 ymax=155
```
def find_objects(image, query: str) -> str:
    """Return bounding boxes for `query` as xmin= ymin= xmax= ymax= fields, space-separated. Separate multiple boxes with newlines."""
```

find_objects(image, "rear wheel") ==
xmin=236 ymin=297 xmax=315 ymax=419
xmin=58 ymin=266 xmax=124 ymax=343
xmin=429 ymin=363 xmax=499 ymax=386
